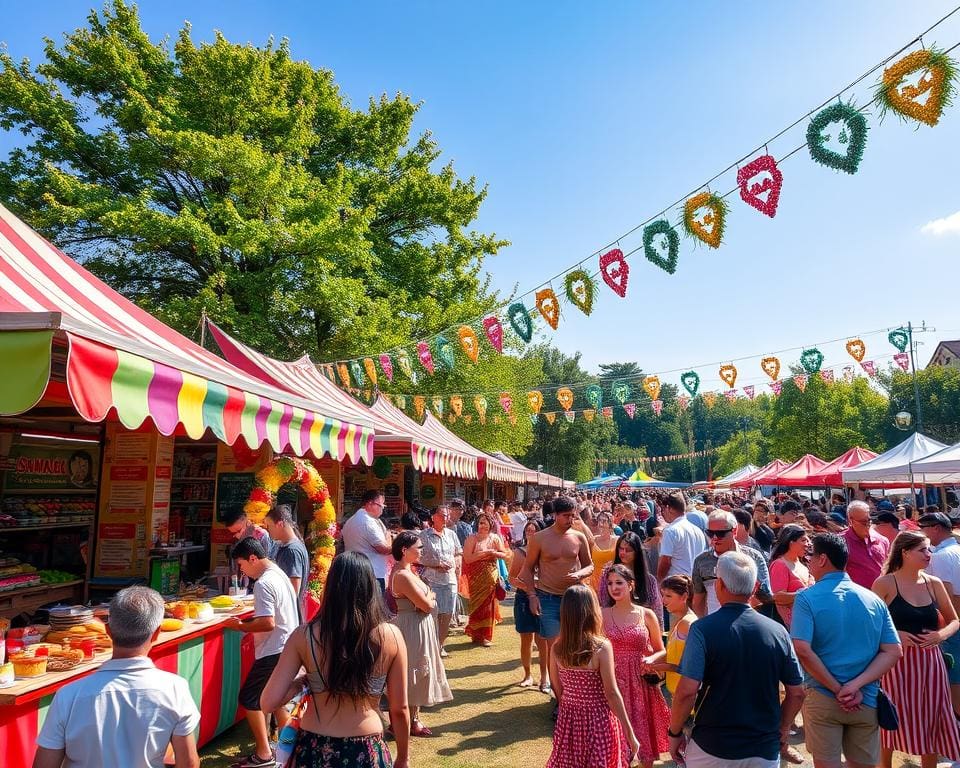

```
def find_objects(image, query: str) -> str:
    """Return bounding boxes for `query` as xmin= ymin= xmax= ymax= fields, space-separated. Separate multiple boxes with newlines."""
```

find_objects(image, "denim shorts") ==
xmin=427 ymin=582 xmax=457 ymax=615
xmin=536 ymin=589 xmax=563 ymax=640
xmin=514 ymin=590 xmax=541 ymax=635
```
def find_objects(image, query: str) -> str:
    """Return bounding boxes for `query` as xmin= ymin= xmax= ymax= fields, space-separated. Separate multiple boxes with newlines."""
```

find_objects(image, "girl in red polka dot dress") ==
xmin=546 ymin=585 xmax=639 ymax=768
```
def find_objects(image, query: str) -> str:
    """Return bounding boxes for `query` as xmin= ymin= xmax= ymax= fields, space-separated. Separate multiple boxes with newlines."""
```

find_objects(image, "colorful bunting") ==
xmin=435 ymin=335 xmax=456 ymax=371
xmin=530 ymin=414 xmax=539 ymax=425
xmin=846 ymin=338 xmax=866 ymax=362
xmin=527 ymin=390 xmax=544 ymax=413
xmin=820 ymin=369 xmax=835 ymax=384
xmin=565 ymin=269 xmax=595 ymax=315
xmin=458 ymin=326 xmax=480 ymax=363
xmin=761 ymin=357 xmax=781 ymax=381
xmin=363 ymin=358 xmax=378 ymax=387
xmin=611 ymin=380 xmax=631 ymax=404
xmin=862 ymin=360 xmax=877 ymax=377
xmin=793 ymin=374 xmax=808 ymax=392
xmin=507 ymin=302 xmax=533 ymax=343
xmin=800 ymin=347 xmax=824 ymax=373
xmin=474 ymin=395 xmax=488 ymax=422
xmin=601 ymin=406 xmax=613 ymax=420
xmin=545 ymin=412 xmax=557 ymax=425
xmin=876 ymin=48 xmax=957 ymax=127
xmin=719 ymin=364 xmax=738 ymax=388
xmin=681 ymin=371 xmax=700 ymax=397
xmin=337 ymin=362 xmax=351 ymax=387
xmin=738 ymin=154 xmax=782 ymax=218
xmin=557 ymin=387 xmax=575 ymax=411
xmin=450 ymin=395 xmax=464 ymax=417
xmin=702 ymin=392 xmax=717 ymax=408
xmin=894 ymin=352 xmax=910 ymax=371
xmin=535 ymin=288 xmax=561 ymax=330
xmin=431 ymin=396 xmax=444 ymax=417
xmin=642 ymin=375 xmax=661 ymax=401
xmin=413 ymin=395 xmax=426 ymax=418
xmin=349 ymin=360 xmax=365 ymax=388
xmin=842 ymin=366 xmax=855 ymax=383
xmin=584 ymin=409 xmax=595 ymax=422
xmin=379 ymin=354 xmax=394 ymax=382
xmin=642 ymin=220 xmax=680 ymax=275
xmin=585 ymin=384 xmax=603 ymax=410
xmin=416 ymin=341 xmax=435 ymax=374
xmin=683 ymin=192 xmax=728 ymax=249
xmin=887 ymin=328 xmax=909 ymax=352
xmin=499 ymin=392 xmax=513 ymax=415
xmin=770 ymin=380 xmax=783 ymax=395
xmin=652 ymin=400 xmax=663 ymax=416
xmin=563 ymin=411 xmax=575 ymax=423
xmin=743 ymin=385 xmax=755 ymax=400
xmin=624 ymin=403 xmax=637 ymax=419
xmin=396 ymin=349 xmax=414 ymax=381
xmin=807 ymin=102 xmax=868 ymax=174
xmin=483 ymin=316 xmax=504 ymax=353
xmin=723 ymin=390 xmax=738 ymax=402
xmin=599 ymin=248 xmax=629 ymax=297
xmin=677 ymin=395 xmax=690 ymax=411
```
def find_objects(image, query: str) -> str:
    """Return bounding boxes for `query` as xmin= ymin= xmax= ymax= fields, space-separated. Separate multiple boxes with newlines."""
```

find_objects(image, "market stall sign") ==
xmin=3 ymin=444 xmax=99 ymax=491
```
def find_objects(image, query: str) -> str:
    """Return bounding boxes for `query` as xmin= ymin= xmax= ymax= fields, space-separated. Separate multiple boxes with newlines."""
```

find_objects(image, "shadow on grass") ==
xmin=433 ymin=699 xmax=555 ymax=756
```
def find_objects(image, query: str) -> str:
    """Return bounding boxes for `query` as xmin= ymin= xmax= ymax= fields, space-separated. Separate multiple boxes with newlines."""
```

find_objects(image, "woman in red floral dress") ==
xmin=546 ymin=585 xmax=638 ymax=768
xmin=601 ymin=564 xmax=670 ymax=767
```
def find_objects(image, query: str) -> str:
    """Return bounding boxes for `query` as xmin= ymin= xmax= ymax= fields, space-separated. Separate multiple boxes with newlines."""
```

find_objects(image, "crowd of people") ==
xmin=30 ymin=484 xmax=960 ymax=768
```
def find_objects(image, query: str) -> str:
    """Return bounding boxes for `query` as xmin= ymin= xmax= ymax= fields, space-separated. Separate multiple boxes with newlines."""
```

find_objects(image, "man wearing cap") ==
xmin=920 ymin=511 xmax=960 ymax=716
xmin=842 ymin=500 xmax=890 ymax=589
xmin=872 ymin=512 xmax=900 ymax=546
xmin=447 ymin=499 xmax=473 ymax=546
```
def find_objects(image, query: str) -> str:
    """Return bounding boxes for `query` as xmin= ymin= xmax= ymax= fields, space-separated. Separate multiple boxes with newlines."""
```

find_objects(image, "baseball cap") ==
xmin=828 ymin=512 xmax=848 ymax=526
xmin=918 ymin=512 xmax=952 ymax=530
xmin=876 ymin=500 xmax=896 ymax=512
xmin=874 ymin=512 xmax=900 ymax=529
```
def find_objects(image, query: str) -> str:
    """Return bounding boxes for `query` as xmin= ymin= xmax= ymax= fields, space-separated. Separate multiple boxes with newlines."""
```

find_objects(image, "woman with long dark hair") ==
xmin=598 ymin=532 xmax=662 ymax=627
xmin=872 ymin=531 xmax=960 ymax=768
xmin=508 ymin=519 xmax=549 ymax=691
xmin=261 ymin=552 xmax=409 ymax=768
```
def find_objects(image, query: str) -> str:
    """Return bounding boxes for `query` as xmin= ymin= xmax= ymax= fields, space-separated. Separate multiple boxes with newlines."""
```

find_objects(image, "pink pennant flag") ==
xmin=793 ymin=374 xmax=808 ymax=392
xmin=724 ymin=389 xmax=737 ymax=402
xmin=499 ymin=392 xmax=513 ymax=415
xmin=677 ymin=395 xmax=690 ymax=411
xmin=624 ymin=403 xmax=637 ymax=419
xmin=770 ymin=380 xmax=783 ymax=396
xmin=601 ymin=406 xmax=613 ymax=419
xmin=416 ymin=341 xmax=435 ymax=374
xmin=820 ymin=369 xmax=835 ymax=384
xmin=563 ymin=411 xmax=575 ymax=423
xmin=743 ymin=385 xmax=755 ymax=400
xmin=894 ymin=353 xmax=910 ymax=371
xmin=652 ymin=400 xmax=663 ymax=416
xmin=842 ymin=365 xmax=854 ymax=383
xmin=379 ymin=354 xmax=394 ymax=382
xmin=861 ymin=360 xmax=877 ymax=377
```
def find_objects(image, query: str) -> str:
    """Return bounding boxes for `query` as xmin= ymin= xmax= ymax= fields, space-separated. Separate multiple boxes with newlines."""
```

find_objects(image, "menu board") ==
xmin=94 ymin=426 xmax=173 ymax=577
xmin=216 ymin=473 xmax=256 ymax=522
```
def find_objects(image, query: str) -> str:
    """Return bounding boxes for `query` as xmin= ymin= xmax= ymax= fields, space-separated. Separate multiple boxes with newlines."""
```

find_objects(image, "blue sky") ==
xmin=3 ymin=2 xmax=960 ymax=392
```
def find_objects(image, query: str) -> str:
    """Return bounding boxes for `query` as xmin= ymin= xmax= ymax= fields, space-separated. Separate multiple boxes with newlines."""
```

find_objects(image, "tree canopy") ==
xmin=0 ymin=1 xmax=506 ymax=362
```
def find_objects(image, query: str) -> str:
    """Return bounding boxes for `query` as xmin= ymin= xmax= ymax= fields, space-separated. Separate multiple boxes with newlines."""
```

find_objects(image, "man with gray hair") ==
xmin=33 ymin=586 xmax=200 ymax=768
xmin=691 ymin=510 xmax=772 ymax=616
xmin=668 ymin=551 xmax=805 ymax=768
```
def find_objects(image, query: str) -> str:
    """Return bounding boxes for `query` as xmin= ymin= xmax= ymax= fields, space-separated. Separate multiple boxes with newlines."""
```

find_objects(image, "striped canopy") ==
xmin=0 ymin=203 xmax=374 ymax=464
xmin=207 ymin=319 xmax=506 ymax=481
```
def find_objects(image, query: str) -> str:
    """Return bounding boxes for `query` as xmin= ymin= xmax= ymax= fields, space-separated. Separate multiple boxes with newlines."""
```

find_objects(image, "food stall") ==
xmin=0 ymin=202 xmax=375 ymax=766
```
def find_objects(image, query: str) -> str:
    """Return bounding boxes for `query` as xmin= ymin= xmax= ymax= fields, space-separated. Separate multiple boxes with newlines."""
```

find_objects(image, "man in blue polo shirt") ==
xmin=791 ymin=532 xmax=901 ymax=768
xmin=668 ymin=551 xmax=805 ymax=768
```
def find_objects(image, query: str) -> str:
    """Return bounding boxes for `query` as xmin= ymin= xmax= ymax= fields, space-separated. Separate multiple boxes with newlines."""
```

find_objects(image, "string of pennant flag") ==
xmin=313 ymin=22 xmax=958 ymax=391
xmin=354 ymin=326 xmax=914 ymax=425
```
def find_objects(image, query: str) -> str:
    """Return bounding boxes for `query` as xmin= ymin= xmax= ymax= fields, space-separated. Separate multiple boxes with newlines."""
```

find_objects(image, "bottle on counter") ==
xmin=228 ymin=575 xmax=239 ymax=597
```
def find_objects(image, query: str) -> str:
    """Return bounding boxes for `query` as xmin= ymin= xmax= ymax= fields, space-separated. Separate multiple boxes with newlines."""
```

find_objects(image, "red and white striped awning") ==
xmin=0 ymin=202 xmax=374 ymax=464
xmin=415 ymin=411 xmax=526 ymax=483
xmin=207 ymin=321 xmax=482 ymax=480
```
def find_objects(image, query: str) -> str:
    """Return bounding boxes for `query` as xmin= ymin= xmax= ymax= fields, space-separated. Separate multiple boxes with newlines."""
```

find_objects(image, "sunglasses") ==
xmin=706 ymin=528 xmax=733 ymax=538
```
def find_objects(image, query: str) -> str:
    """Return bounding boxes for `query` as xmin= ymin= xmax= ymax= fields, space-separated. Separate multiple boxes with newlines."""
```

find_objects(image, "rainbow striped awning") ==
xmin=0 ymin=203 xmax=374 ymax=464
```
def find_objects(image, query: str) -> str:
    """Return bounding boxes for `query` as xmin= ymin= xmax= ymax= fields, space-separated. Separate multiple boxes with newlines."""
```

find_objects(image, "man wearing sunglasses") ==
xmin=692 ymin=510 xmax=772 ymax=617
xmin=341 ymin=489 xmax=393 ymax=593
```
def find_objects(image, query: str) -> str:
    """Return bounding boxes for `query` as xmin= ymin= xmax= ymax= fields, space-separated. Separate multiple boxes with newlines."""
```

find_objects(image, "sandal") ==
xmin=780 ymin=744 xmax=804 ymax=764
xmin=411 ymin=719 xmax=434 ymax=737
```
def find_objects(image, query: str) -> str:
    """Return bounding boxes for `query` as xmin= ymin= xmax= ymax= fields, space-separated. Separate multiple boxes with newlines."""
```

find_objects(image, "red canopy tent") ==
xmin=768 ymin=454 xmax=828 ymax=487
xmin=805 ymin=446 xmax=879 ymax=486
xmin=729 ymin=459 xmax=788 ymax=488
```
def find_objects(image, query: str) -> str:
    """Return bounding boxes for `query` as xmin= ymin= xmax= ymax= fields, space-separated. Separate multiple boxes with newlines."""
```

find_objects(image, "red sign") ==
xmin=155 ymin=466 xmax=172 ymax=479
xmin=211 ymin=528 xmax=234 ymax=545
xmin=110 ymin=465 xmax=148 ymax=482
xmin=99 ymin=523 xmax=136 ymax=539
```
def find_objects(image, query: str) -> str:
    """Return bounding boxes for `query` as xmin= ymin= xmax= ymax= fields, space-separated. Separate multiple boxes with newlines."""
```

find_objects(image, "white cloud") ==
xmin=921 ymin=210 xmax=960 ymax=236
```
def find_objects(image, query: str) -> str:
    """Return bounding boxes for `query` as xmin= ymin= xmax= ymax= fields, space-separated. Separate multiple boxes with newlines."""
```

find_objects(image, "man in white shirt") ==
xmin=341 ymin=489 xmax=392 ymax=592
xmin=33 ymin=586 xmax=200 ymax=768
xmin=919 ymin=511 xmax=960 ymax=717
xmin=657 ymin=491 xmax=707 ymax=581
xmin=420 ymin=504 xmax=463 ymax=655
xmin=225 ymin=537 xmax=299 ymax=768
xmin=508 ymin=501 xmax=528 ymax=544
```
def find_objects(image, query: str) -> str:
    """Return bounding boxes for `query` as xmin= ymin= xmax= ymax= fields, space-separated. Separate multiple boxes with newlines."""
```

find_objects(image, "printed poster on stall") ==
xmin=3 ymin=443 xmax=99 ymax=491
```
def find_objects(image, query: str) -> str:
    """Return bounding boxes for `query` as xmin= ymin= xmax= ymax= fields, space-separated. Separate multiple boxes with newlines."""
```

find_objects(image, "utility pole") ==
xmin=907 ymin=321 xmax=934 ymax=433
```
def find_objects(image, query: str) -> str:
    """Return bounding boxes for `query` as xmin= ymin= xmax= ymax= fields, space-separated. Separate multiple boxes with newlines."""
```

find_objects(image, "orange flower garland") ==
xmin=244 ymin=456 xmax=336 ymax=600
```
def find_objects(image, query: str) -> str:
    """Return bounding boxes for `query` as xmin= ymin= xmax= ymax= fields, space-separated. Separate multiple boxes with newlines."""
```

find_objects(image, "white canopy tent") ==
xmin=909 ymin=441 xmax=960 ymax=483
xmin=713 ymin=464 xmax=759 ymax=487
xmin=841 ymin=432 xmax=948 ymax=484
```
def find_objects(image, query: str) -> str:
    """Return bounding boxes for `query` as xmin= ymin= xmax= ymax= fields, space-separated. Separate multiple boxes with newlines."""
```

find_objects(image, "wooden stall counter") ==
xmin=0 ymin=609 xmax=255 ymax=768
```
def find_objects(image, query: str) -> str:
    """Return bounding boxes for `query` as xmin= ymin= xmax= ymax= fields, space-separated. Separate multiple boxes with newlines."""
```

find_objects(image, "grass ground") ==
xmin=199 ymin=595 xmax=930 ymax=767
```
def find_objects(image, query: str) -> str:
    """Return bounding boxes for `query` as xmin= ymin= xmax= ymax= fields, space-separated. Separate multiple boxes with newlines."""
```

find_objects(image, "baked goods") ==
xmin=11 ymin=651 xmax=48 ymax=678
xmin=46 ymin=648 xmax=84 ymax=672
xmin=160 ymin=618 xmax=184 ymax=632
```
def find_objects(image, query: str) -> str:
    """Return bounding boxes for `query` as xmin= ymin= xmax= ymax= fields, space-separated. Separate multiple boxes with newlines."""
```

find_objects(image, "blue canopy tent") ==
xmin=577 ymin=473 xmax=625 ymax=490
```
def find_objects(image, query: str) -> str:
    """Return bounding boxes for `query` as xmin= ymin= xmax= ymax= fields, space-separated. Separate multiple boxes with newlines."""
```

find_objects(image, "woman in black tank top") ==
xmin=872 ymin=530 xmax=960 ymax=768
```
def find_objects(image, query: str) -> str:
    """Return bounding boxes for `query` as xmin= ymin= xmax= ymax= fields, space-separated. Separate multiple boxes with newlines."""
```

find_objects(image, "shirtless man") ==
xmin=519 ymin=496 xmax=593 ymax=654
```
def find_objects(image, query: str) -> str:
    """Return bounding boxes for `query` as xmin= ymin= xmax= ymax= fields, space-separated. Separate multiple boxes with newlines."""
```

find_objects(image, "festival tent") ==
xmin=712 ymin=464 xmax=759 ymax=488
xmin=577 ymin=474 xmax=625 ymax=489
xmin=729 ymin=459 xmax=788 ymax=488
xmin=488 ymin=451 xmax=568 ymax=489
xmin=898 ymin=441 xmax=960 ymax=483
xmin=841 ymin=433 xmax=949 ymax=484
xmin=0 ymin=203 xmax=375 ymax=462
xmin=620 ymin=467 xmax=690 ymax=488
xmin=805 ymin=447 xmax=879 ymax=486
xmin=768 ymin=454 xmax=829 ymax=487
xmin=207 ymin=320 xmax=482 ymax=478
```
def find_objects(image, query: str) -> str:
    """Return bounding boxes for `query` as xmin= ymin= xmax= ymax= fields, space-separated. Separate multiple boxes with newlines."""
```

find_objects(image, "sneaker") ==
xmin=439 ymin=647 xmax=449 ymax=658
xmin=233 ymin=751 xmax=276 ymax=768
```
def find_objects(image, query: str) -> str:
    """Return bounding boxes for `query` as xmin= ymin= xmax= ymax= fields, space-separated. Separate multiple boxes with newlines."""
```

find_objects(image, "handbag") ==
xmin=495 ymin=579 xmax=507 ymax=601
xmin=275 ymin=694 xmax=308 ymax=767
xmin=876 ymin=687 xmax=900 ymax=731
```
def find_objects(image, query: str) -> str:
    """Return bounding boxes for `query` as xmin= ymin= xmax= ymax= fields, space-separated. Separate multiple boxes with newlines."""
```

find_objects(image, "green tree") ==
xmin=712 ymin=429 xmax=765 ymax=478
xmin=0 ymin=1 xmax=506 ymax=362
xmin=882 ymin=366 xmax=960 ymax=445
xmin=520 ymin=346 xmax=615 ymax=481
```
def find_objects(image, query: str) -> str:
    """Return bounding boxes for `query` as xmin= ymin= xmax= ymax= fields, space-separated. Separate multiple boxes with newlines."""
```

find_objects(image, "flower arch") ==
xmin=244 ymin=456 xmax=337 ymax=599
